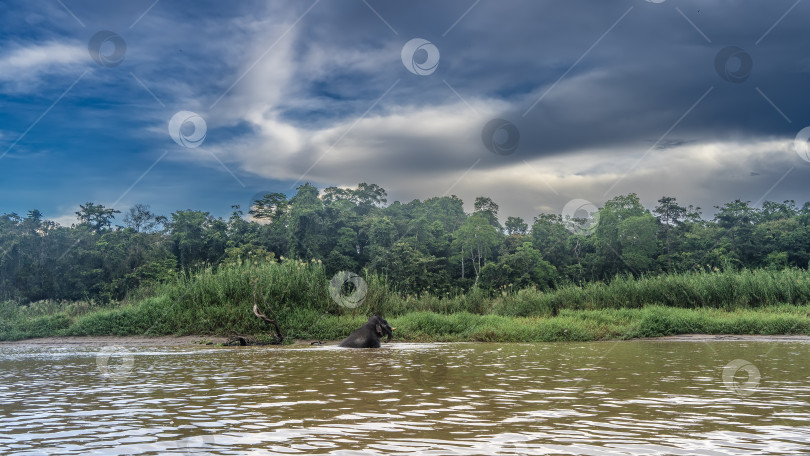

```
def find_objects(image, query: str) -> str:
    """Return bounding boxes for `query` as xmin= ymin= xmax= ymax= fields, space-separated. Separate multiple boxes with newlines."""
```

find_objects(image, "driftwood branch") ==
xmin=252 ymin=301 xmax=284 ymax=344
xmin=223 ymin=283 xmax=285 ymax=346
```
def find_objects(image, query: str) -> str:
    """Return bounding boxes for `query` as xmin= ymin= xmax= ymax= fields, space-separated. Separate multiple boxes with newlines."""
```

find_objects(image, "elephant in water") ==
xmin=338 ymin=316 xmax=395 ymax=348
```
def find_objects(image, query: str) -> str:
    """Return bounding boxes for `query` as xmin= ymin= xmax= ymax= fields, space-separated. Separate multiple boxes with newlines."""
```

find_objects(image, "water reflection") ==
xmin=1 ymin=341 xmax=809 ymax=455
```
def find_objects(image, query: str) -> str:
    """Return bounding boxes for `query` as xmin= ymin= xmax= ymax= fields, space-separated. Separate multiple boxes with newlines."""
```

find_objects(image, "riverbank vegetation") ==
xmin=2 ymin=261 xmax=809 ymax=341
xmin=1 ymin=183 xmax=809 ymax=341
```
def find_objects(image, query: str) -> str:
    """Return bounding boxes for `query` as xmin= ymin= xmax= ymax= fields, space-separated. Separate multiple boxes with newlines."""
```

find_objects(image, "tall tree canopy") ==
xmin=1 ymin=183 xmax=808 ymax=303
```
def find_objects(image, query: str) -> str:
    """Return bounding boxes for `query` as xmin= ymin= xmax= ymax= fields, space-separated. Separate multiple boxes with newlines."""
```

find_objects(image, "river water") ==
xmin=1 ymin=340 xmax=809 ymax=455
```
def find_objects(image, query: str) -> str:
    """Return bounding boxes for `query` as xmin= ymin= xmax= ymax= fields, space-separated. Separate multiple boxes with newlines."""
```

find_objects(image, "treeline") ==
xmin=1 ymin=182 xmax=809 ymax=303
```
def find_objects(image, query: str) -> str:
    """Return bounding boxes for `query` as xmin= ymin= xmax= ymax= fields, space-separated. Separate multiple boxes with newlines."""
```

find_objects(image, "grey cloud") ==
xmin=262 ymin=0 xmax=810 ymax=175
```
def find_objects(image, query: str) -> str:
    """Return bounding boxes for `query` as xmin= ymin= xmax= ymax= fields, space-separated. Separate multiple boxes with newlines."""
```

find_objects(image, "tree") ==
xmin=321 ymin=186 xmax=353 ymax=205
xmin=714 ymin=200 xmax=757 ymax=265
xmin=4 ymin=184 xmax=810 ymax=305
xmin=505 ymin=216 xmax=528 ymax=235
xmin=531 ymin=214 xmax=573 ymax=272
xmin=76 ymin=203 xmax=120 ymax=233
xmin=363 ymin=216 xmax=398 ymax=270
xmin=423 ymin=195 xmax=467 ymax=232
xmin=480 ymin=242 xmax=557 ymax=290
xmin=452 ymin=213 xmax=502 ymax=286
xmin=603 ymin=193 xmax=646 ymax=220
xmin=249 ymin=192 xmax=288 ymax=222
xmin=324 ymin=227 xmax=360 ymax=274
xmin=617 ymin=214 xmax=658 ymax=274
xmin=381 ymin=241 xmax=448 ymax=295
xmin=24 ymin=210 xmax=43 ymax=232
xmin=287 ymin=184 xmax=326 ymax=259
xmin=593 ymin=194 xmax=656 ymax=278
xmin=654 ymin=196 xmax=687 ymax=271
xmin=474 ymin=196 xmax=501 ymax=228
xmin=759 ymin=200 xmax=798 ymax=222
xmin=123 ymin=204 xmax=162 ymax=233
xmin=355 ymin=182 xmax=387 ymax=212
xmin=168 ymin=210 xmax=226 ymax=269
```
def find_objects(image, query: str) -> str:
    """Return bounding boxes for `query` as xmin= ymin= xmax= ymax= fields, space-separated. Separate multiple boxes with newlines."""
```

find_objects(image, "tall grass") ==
xmin=1 ymin=263 xmax=809 ymax=341
xmin=492 ymin=268 xmax=810 ymax=317
xmin=379 ymin=305 xmax=810 ymax=342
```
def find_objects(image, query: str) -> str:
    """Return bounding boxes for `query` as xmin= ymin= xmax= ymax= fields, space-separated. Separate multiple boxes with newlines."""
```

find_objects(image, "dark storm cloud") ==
xmin=280 ymin=0 xmax=809 ymax=168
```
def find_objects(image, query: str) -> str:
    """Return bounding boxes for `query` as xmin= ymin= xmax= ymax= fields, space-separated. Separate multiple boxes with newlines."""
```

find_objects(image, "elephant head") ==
xmin=371 ymin=316 xmax=394 ymax=342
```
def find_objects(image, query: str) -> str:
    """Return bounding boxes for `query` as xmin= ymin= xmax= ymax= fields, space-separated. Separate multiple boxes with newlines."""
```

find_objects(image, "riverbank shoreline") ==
xmin=4 ymin=268 xmax=810 ymax=343
xmin=3 ymin=333 xmax=810 ymax=347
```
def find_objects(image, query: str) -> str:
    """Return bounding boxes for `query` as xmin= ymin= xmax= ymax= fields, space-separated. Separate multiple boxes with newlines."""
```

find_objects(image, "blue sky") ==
xmin=1 ymin=0 xmax=809 ymax=226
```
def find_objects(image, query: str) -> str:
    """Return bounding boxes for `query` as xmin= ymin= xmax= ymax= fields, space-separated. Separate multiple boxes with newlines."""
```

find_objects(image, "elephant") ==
xmin=338 ymin=316 xmax=395 ymax=348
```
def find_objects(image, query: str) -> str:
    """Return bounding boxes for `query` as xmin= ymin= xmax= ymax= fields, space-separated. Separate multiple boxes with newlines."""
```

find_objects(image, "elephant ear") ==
xmin=375 ymin=324 xmax=383 ymax=336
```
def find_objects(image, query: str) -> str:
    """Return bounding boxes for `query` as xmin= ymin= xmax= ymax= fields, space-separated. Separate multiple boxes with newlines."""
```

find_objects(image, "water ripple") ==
xmin=1 ymin=341 xmax=810 ymax=455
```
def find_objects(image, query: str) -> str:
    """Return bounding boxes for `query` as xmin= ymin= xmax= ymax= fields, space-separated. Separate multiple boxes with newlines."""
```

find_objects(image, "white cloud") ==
xmin=442 ymin=139 xmax=800 ymax=221
xmin=214 ymin=99 xmax=800 ymax=221
xmin=51 ymin=212 xmax=78 ymax=228
xmin=0 ymin=41 xmax=87 ymax=91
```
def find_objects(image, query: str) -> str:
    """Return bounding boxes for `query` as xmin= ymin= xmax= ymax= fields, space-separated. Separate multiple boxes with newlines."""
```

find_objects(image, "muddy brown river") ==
xmin=1 ymin=340 xmax=809 ymax=455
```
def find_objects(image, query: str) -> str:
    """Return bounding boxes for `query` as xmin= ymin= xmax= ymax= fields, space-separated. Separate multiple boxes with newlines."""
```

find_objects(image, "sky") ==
xmin=1 ymin=0 xmax=809 ymax=226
